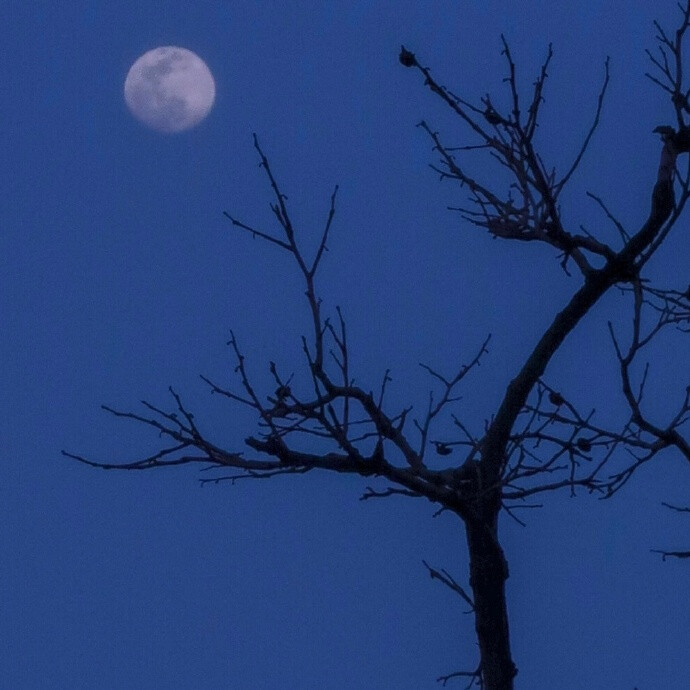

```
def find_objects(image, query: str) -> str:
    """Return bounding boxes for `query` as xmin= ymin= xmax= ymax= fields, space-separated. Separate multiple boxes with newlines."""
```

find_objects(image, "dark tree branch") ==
xmin=662 ymin=501 xmax=690 ymax=513
xmin=437 ymin=666 xmax=483 ymax=689
xmin=406 ymin=39 xmax=615 ymax=277
xmin=423 ymin=559 xmax=475 ymax=611
xmin=554 ymin=57 xmax=610 ymax=197
xmin=651 ymin=548 xmax=690 ymax=560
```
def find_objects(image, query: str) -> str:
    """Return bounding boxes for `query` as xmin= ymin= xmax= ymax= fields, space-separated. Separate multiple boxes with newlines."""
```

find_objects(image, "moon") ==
xmin=124 ymin=47 xmax=215 ymax=133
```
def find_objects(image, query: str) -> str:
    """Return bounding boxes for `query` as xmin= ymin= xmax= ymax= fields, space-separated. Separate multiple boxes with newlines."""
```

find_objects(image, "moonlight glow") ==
xmin=124 ymin=46 xmax=215 ymax=133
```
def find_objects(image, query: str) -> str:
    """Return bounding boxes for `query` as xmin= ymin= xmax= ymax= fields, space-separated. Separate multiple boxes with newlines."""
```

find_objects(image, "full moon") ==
xmin=124 ymin=47 xmax=215 ymax=133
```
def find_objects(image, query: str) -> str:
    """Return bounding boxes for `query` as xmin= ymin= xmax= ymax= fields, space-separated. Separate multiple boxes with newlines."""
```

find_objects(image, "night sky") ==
xmin=2 ymin=1 xmax=689 ymax=688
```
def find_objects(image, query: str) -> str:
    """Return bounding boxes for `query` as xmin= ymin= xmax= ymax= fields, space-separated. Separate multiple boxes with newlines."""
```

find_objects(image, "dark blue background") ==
xmin=2 ymin=1 xmax=688 ymax=687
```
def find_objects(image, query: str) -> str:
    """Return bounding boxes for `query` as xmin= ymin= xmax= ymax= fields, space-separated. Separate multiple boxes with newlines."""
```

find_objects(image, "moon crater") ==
xmin=124 ymin=47 xmax=215 ymax=133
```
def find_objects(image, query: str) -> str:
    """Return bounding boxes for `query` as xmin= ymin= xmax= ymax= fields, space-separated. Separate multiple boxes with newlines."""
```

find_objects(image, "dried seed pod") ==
xmin=275 ymin=385 xmax=291 ymax=400
xmin=484 ymin=107 xmax=503 ymax=125
xmin=548 ymin=391 xmax=565 ymax=406
xmin=576 ymin=438 xmax=592 ymax=452
xmin=399 ymin=47 xmax=416 ymax=67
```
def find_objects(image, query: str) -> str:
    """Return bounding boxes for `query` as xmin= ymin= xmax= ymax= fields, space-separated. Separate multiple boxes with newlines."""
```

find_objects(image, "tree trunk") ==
xmin=457 ymin=152 xmax=677 ymax=690
xmin=465 ymin=515 xmax=517 ymax=689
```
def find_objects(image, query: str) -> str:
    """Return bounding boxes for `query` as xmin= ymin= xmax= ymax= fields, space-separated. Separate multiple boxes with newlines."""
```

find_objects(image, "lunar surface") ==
xmin=124 ymin=47 xmax=215 ymax=133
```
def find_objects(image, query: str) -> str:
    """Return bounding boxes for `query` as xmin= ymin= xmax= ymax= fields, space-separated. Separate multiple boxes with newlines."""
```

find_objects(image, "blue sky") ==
xmin=2 ymin=1 xmax=689 ymax=687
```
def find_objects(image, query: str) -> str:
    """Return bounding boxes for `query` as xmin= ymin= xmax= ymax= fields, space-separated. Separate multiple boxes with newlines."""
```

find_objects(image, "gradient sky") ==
xmin=2 ymin=1 xmax=689 ymax=688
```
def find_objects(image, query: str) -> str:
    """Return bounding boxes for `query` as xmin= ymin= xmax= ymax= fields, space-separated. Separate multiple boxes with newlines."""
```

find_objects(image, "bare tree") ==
xmin=65 ymin=5 xmax=690 ymax=689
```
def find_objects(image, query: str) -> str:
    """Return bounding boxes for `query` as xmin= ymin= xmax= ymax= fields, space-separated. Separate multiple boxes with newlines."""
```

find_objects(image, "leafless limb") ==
xmin=402 ymin=38 xmax=613 ymax=277
xmin=585 ymin=191 xmax=630 ymax=245
xmin=360 ymin=485 xmax=422 ymax=501
xmin=437 ymin=666 xmax=483 ymax=689
xmin=645 ymin=1 xmax=690 ymax=127
xmin=649 ymin=500 xmax=690 ymax=561
xmin=65 ymin=135 xmax=499 ymax=523
xmin=606 ymin=281 xmax=690 ymax=482
xmin=651 ymin=548 xmax=690 ymax=560
xmin=661 ymin=501 xmax=690 ymax=513
xmin=416 ymin=335 xmax=491 ymax=461
xmin=422 ymin=559 xmax=474 ymax=611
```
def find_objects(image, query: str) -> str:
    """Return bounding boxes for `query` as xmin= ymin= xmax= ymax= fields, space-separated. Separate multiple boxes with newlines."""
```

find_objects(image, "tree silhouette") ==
xmin=65 ymin=5 xmax=690 ymax=689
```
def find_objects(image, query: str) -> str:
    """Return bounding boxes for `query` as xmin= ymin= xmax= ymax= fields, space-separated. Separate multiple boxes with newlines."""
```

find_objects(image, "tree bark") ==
xmin=462 ymin=148 xmax=676 ymax=688
xmin=465 ymin=513 xmax=517 ymax=689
